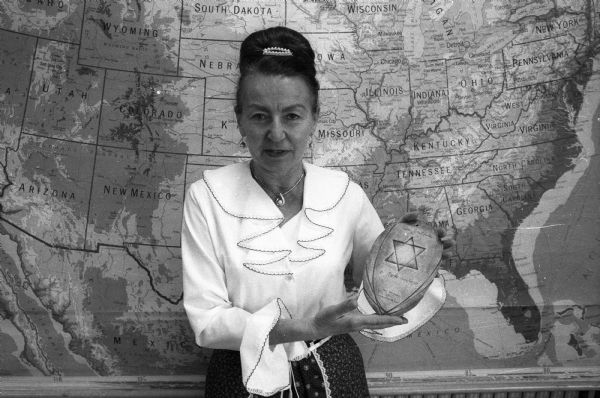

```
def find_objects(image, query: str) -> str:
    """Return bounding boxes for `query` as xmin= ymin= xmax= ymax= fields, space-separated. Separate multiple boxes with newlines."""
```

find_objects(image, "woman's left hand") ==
xmin=270 ymin=296 xmax=406 ymax=344
xmin=308 ymin=295 xmax=407 ymax=340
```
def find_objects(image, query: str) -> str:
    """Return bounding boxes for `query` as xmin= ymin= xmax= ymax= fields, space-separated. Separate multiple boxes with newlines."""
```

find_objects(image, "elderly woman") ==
xmin=182 ymin=26 xmax=409 ymax=397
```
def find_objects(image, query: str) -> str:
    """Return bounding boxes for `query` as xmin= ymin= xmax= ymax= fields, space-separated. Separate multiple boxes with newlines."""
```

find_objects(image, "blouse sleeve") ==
xmin=181 ymin=180 xmax=308 ymax=395
xmin=350 ymin=184 xmax=384 ymax=285
xmin=181 ymin=181 xmax=250 ymax=350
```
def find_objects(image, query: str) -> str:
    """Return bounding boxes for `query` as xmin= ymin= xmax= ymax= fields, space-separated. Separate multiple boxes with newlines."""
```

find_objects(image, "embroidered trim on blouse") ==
xmin=244 ymin=298 xmax=292 ymax=396
xmin=202 ymin=162 xmax=350 ymax=276
xmin=292 ymin=177 xmax=350 ymax=263
xmin=202 ymin=177 xmax=292 ymax=274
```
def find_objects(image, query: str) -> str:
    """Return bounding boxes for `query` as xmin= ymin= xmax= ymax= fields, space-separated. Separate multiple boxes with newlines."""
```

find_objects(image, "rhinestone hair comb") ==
xmin=262 ymin=47 xmax=293 ymax=56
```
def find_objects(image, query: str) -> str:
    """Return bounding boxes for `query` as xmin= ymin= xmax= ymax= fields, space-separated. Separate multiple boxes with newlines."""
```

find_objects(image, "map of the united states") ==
xmin=0 ymin=0 xmax=599 ymax=379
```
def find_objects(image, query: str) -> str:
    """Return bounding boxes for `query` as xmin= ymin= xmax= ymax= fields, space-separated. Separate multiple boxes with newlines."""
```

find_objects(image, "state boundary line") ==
xmin=0 ymin=27 xmax=79 ymax=46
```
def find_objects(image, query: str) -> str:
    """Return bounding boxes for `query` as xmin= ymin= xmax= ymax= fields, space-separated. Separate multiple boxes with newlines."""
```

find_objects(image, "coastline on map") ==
xmin=511 ymin=56 xmax=600 ymax=327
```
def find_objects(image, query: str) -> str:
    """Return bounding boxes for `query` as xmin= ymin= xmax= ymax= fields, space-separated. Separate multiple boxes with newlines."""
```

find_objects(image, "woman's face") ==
xmin=236 ymin=73 xmax=317 ymax=176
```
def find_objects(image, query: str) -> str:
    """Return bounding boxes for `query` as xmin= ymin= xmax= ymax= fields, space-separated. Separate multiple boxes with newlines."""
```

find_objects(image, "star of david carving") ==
xmin=384 ymin=237 xmax=426 ymax=271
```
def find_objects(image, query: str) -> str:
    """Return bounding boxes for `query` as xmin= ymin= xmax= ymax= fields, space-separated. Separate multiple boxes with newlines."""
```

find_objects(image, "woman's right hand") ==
xmin=308 ymin=296 xmax=407 ymax=340
xmin=397 ymin=212 xmax=455 ymax=259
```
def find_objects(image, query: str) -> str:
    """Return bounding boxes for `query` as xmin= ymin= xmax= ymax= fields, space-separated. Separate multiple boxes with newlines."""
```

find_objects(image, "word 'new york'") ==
xmin=534 ymin=18 xmax=581 ymax=34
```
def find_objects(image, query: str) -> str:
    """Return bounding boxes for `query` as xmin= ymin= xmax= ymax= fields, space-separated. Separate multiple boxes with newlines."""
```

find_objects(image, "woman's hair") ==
xmin=235 ymin=26 xmax=320 ymax=114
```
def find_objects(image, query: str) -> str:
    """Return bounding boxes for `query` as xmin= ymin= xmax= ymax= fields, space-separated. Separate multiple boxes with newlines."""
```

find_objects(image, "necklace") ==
xmin=250 ymin=162 xmax=305 ymax=207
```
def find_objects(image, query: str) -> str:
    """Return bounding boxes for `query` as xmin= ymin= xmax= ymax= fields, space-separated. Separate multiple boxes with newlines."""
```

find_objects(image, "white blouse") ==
xmin=181 ymin=161 xmax=383 ymax=396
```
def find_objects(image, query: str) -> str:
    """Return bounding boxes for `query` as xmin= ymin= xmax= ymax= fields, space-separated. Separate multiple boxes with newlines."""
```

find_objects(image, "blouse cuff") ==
xmin=241 ymin=298 xmax=309 ymax=396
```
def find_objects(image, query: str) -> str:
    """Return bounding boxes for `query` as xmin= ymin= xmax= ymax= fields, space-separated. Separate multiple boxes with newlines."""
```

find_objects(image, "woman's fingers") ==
xmin=312 ymin=297 xmax=408 ymax=337
xmin=333 ymin=296 xmax=359 ymax=316
xmin=436 ymin=227 xmax=446 ymax=239
xmin=439 ymin=234 xmax=455 ymax=259
xmin=399 ymin=212 xmax=419 ymax=224
xmin=441 ymin=237 xmax=454 ymax=248
xmin=315 ymin=296 xmax=358 ymax=322
xmin=435 ymin=226 xmax=455 ymax=259
xmin=334 ymin=312 xmax=407 ymax=333
xmin=437 ymin=227 xmax=455 ymax=247
xmin=398 ymin=214 xmax=456 ymax=260
xmin=312 ymin=298 xmax=359 ymax=337
xmin=356 ymin=314 xmax=407 ymax=328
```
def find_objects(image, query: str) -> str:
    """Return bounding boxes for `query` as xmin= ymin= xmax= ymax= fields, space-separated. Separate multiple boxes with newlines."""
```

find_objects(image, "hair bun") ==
xmin=236 ymin=26 xmax=320 ymax=114
xmin=239 ymin=26 xmax=316 ymax=77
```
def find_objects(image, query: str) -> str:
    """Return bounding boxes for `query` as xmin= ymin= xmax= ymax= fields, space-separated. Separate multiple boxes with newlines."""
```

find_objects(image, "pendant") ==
xmin=274 ymin=194 xmax=285 ymax=207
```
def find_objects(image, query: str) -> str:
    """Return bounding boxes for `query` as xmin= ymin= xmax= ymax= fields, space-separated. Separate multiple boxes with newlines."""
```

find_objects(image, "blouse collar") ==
xmin=202 ymin=160 xmax=349 ymax=221
xmin=202 ymin=161 xmax=350 ymax=272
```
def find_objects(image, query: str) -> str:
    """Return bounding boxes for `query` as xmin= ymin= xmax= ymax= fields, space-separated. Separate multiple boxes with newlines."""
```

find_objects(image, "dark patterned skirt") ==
xmin=204 ymin=333 xmax=370 ymax=397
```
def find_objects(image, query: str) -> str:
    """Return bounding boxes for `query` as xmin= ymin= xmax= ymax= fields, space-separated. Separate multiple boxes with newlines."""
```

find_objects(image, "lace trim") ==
xmin=312 ymin=347 xmax=332 ymax=398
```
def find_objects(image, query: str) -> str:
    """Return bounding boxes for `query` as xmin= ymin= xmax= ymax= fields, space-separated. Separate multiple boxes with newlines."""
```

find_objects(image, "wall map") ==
xmin=0 ymin=0 xmax=599 ymax=390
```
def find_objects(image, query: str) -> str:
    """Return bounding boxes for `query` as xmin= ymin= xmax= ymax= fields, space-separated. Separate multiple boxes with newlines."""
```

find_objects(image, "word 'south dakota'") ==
xmin=193 ymin=4 xmax=274 ymax=15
